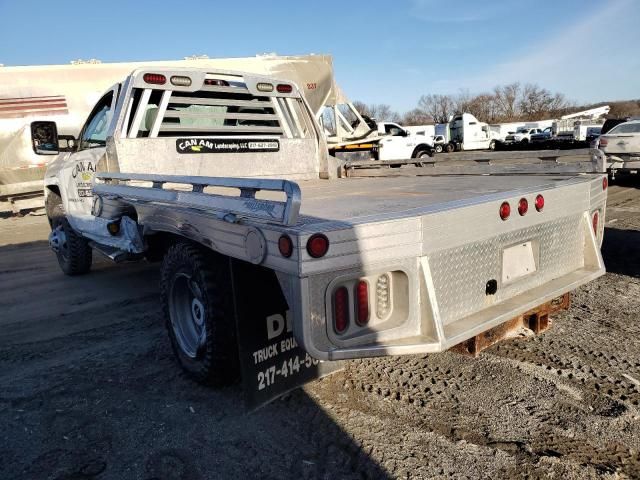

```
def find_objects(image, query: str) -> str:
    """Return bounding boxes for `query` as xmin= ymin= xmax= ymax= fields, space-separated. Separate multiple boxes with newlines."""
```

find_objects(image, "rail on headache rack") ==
xmin=341 ymin=148 xmax=606 ymax=178
xmin=93 ymin=173 xmax=302 ymax=226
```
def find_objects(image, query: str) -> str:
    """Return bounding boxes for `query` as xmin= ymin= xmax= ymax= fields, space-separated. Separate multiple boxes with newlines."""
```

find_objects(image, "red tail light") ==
xmin=499 ymin=202 xmax=511 ymax=221
xmin=602 ymin=176 xmax=608 ymax=190
xmin=276 ymin=84 xmax=293 ymax=93
xmin=143 ymin=73 xmax=166 ymax=85
xmin=307 ymin=234 xmax=329 ymax=258
xmin=333 ymin=287 xmax=349 ymax=334
xmin=599 ymin=137 xmax=608 ymax=147
xmin=592 ymin=211 xmax=599 ymax=234
xmin=355 ymin=281 xmax=370 ymax=326
xmin=278 ymin=234 xmax=293 ymax=258
xmin=518 ymin=198 xmax=528 ymax=216
xmin=535 ymin=194 xmax=545 ymax=212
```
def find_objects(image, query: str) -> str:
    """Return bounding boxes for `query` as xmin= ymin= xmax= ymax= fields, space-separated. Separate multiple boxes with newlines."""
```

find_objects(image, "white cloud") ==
xmin=432 ymin=0 xmax=640 ymax=101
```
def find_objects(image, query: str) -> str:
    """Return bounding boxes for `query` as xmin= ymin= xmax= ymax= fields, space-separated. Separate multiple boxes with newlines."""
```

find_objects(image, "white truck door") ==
xmin=378 ymin=125 xmax=416 ymax=160
xmin=59 ymin=89 xmax=117 ymax=217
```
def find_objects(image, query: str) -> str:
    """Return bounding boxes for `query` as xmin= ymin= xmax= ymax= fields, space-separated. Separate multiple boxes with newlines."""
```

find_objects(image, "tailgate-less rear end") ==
xmin=277 ymin=174 xmax=607 ymax=360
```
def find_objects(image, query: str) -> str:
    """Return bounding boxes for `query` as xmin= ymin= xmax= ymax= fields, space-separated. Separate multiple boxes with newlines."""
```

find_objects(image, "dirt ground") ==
xmin=0 ymin=180 xmax=639 ymax=480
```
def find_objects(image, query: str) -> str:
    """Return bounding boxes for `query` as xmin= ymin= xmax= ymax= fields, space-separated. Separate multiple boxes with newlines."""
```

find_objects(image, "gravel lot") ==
xmin=0 ymin=180 xmax=639 ymax=479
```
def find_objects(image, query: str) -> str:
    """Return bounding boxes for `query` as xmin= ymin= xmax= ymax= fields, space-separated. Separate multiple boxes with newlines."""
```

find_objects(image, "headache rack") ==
xmin=125 ymin=72 xmax=312 ymax=139
xmin=94 ymin=172 xmax=301 ymax=226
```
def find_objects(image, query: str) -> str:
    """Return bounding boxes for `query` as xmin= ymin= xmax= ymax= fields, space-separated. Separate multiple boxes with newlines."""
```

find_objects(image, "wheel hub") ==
xmin=48 ymin=226 xmax=67 ymax=253
xmin=169 ymin=273 xmax=207 ymax=359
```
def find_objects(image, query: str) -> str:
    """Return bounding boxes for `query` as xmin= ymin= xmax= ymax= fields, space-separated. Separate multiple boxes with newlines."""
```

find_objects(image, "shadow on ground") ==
xmin=0 ymin=239 xmax=390 ymax=479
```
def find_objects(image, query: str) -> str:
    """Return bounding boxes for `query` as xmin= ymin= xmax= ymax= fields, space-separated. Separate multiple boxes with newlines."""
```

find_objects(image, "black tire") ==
xmin=46 ymin=191 xmax=92 ymax=276
xmin=434 ymin=144 xmax=443 ymax=154
xmin=412 ymin=148 xmax=433 ymax=166
xmin=488 ymin=140 xmax=496 ymax=150
xmin=160 ymin=243 xmax=239 ymax=386
xmin=445 ymin=143 xmax=455 ymax=153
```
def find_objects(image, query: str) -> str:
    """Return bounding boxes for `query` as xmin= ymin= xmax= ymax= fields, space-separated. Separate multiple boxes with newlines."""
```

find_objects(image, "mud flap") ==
xmin=231 ymin=260 xmax=343 ymax=410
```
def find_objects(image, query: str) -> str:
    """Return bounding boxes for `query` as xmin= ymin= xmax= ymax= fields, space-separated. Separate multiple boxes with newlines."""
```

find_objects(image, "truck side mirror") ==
xmin=31 ymin=121 xmax=59 ymax=155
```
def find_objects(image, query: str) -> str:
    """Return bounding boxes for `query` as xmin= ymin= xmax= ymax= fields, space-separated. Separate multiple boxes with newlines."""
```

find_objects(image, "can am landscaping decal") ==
xmin=176 ymin=138 xmax=280 ymax=154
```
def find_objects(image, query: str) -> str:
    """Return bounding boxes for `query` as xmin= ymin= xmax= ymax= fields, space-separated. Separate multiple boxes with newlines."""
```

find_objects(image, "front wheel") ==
xmin=488 ymin=140 xmax=496 ymax=150
xmin=160 ymin=243 xmax=239 ymax=386
xmin=434 ymin=144 xmax=443 ymax=154
xmin=46 ymin=192 xmax=92 ymax=276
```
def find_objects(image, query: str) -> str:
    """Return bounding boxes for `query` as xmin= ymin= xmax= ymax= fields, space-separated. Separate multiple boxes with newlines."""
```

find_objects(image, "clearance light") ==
xmin=333 ymin=287 xmax=349 ymax=334
xmin=278 ymin=234 xmax=293 ymax=258
xmin=535 ymin=194 xmax=545 ymax=212
xmin=603 ymin=176 xmax=608 ymax=190
xmin=256 ymin=82 xmax=274 ymax=92
xmin=499 ymin=201 xmax=511 ymax=221
xmin=276 ymin=84 xmax=293 ymax=93
xmin=170 ymin=75 xmax=192 ymax=87
xmin=355 ymin=281 xmax=370 ymax=326
xmin=107 ymin=221 xmax=120 ymax=235
xmin=376 ymin=274 xmax=390 ymax=319
xmin=307 ymin=234 xmax=329 ymax=258
xmin=518 ymin=198 xmax=528 ymax=216
xmin=143 ymin=73 xmax=166 ymax=85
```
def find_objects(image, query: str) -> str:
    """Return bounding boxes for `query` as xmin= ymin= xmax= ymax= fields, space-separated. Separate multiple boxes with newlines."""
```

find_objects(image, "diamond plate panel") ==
xmin=428 ymin=214 xmax=585 ymax=325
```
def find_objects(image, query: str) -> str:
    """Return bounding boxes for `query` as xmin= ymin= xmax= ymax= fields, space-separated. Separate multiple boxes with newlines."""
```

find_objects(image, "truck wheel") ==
xmin=434 ymin=144 xmax=443 ymax=154
xmin=413 ymin=148 xmax=433 ymax=166
xmin=489 ymin=140 xmax=496 ymax=150
xmin=46 ymin=192 xmax=92 ymax=276
xmin=160 ymin=243 xmax=239 ymax=386
xmin=445 ymin=143 xmax=455 ymax=153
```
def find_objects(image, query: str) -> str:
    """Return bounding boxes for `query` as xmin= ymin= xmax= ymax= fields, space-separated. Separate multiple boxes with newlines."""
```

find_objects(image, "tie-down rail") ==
xmin=93 ymin=172 xmax=302 ymax=226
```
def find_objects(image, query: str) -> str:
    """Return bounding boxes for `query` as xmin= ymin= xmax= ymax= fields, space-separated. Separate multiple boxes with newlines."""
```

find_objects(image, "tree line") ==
xmin=355 ymin=82 xmax=640 ymax=126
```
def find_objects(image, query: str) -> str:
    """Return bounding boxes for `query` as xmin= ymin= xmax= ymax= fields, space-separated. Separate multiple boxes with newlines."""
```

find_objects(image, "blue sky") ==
xmin=0 ymin=0 xmax=638 ymax=112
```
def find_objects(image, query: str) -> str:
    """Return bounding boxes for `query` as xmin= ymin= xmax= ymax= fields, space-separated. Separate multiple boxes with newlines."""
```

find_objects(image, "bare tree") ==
xmin=401 ymin=108 xmax=434 ymax=126
xmin=493 ymin=83 xmax=521 ymax=121
xmin=353 ymin=101 xmax=400 ymax=123
xmin=418 ymin=94 xmax=455 ymax=123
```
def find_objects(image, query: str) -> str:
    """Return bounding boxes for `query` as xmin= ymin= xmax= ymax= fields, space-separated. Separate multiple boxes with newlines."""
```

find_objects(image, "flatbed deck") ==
xmin=288 ymin=174 xmax=595 ymax=231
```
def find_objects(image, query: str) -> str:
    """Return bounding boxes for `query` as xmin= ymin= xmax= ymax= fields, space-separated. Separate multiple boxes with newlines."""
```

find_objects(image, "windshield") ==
xmin=608 ymin=123 xmax=640 ymax=134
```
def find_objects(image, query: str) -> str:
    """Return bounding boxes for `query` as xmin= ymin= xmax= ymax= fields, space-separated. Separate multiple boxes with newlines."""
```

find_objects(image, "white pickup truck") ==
xmin=33 ymin=67 xmax=608 ymax=406
xmin=373 ymin=122 xmax=434 ymax=162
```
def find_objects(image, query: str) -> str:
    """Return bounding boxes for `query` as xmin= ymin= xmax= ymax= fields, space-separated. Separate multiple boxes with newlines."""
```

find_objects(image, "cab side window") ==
xmin=79 ymin=92 xmax=114 ymax=150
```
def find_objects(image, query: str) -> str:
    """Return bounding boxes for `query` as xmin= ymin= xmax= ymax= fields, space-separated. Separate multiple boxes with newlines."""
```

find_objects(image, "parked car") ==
xmin=505 ymin=127 xmax=543 ymax=144
xmin=530 ymin=127 xmax=553 ymax=142
xmin=599 ymin=120 xmax=640 ymax=176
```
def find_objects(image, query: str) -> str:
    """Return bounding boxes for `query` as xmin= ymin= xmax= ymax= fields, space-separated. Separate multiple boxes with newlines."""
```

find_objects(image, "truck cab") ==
xmin=375 ymin=121 xmax=433 ymax=161
xmin=448 ymin=113 xmax=495 ymax=151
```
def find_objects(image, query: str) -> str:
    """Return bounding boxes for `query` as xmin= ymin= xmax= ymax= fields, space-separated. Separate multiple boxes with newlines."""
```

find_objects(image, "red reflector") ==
xmin=535 ymin=194 xmax=545 ymax=212
xmin=204 ymin=79 xmax=229 ymax=86
xmin=276 ymin=84 xmax=293 ymax=93
xmin=518 ymin=198 xmax=528 ymax=216
xmin=278 ymin=234 xmax=293 ymax=258
xmin=143 ymin=73 xmax=166 ymax=85
xmin=334 ymin=287 xmax=349 ymax=334
xmin=602 ymin=176 xmax=608 ymax=190
xmin=599 ymin=137 xmax=608 ymax=147
xmin=307 ymin=234 xmax=329 ymax=258
xmin=355 ymin=281 xmax=369 ymax=326
xmin=592 ymin=210 xmax=599 ymax=234
xmin=499 ymin=201 xmax=511 ymax=221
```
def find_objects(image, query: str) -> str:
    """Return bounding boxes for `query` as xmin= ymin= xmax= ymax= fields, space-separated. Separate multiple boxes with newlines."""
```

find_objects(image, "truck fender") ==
xmin=411 ymin=144 xmax=434 ymax=158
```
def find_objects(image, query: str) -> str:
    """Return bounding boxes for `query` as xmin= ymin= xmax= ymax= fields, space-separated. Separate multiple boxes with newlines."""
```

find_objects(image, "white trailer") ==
xmin=35 ymin=67 xmax=607 ymax=406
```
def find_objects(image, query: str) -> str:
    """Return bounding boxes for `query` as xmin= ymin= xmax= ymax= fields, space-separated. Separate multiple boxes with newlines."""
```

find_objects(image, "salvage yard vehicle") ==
xmin=34 ymin=67 xmax=608 ymax=407
xmin=599 ymin=120 xmax=640 ymax=178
